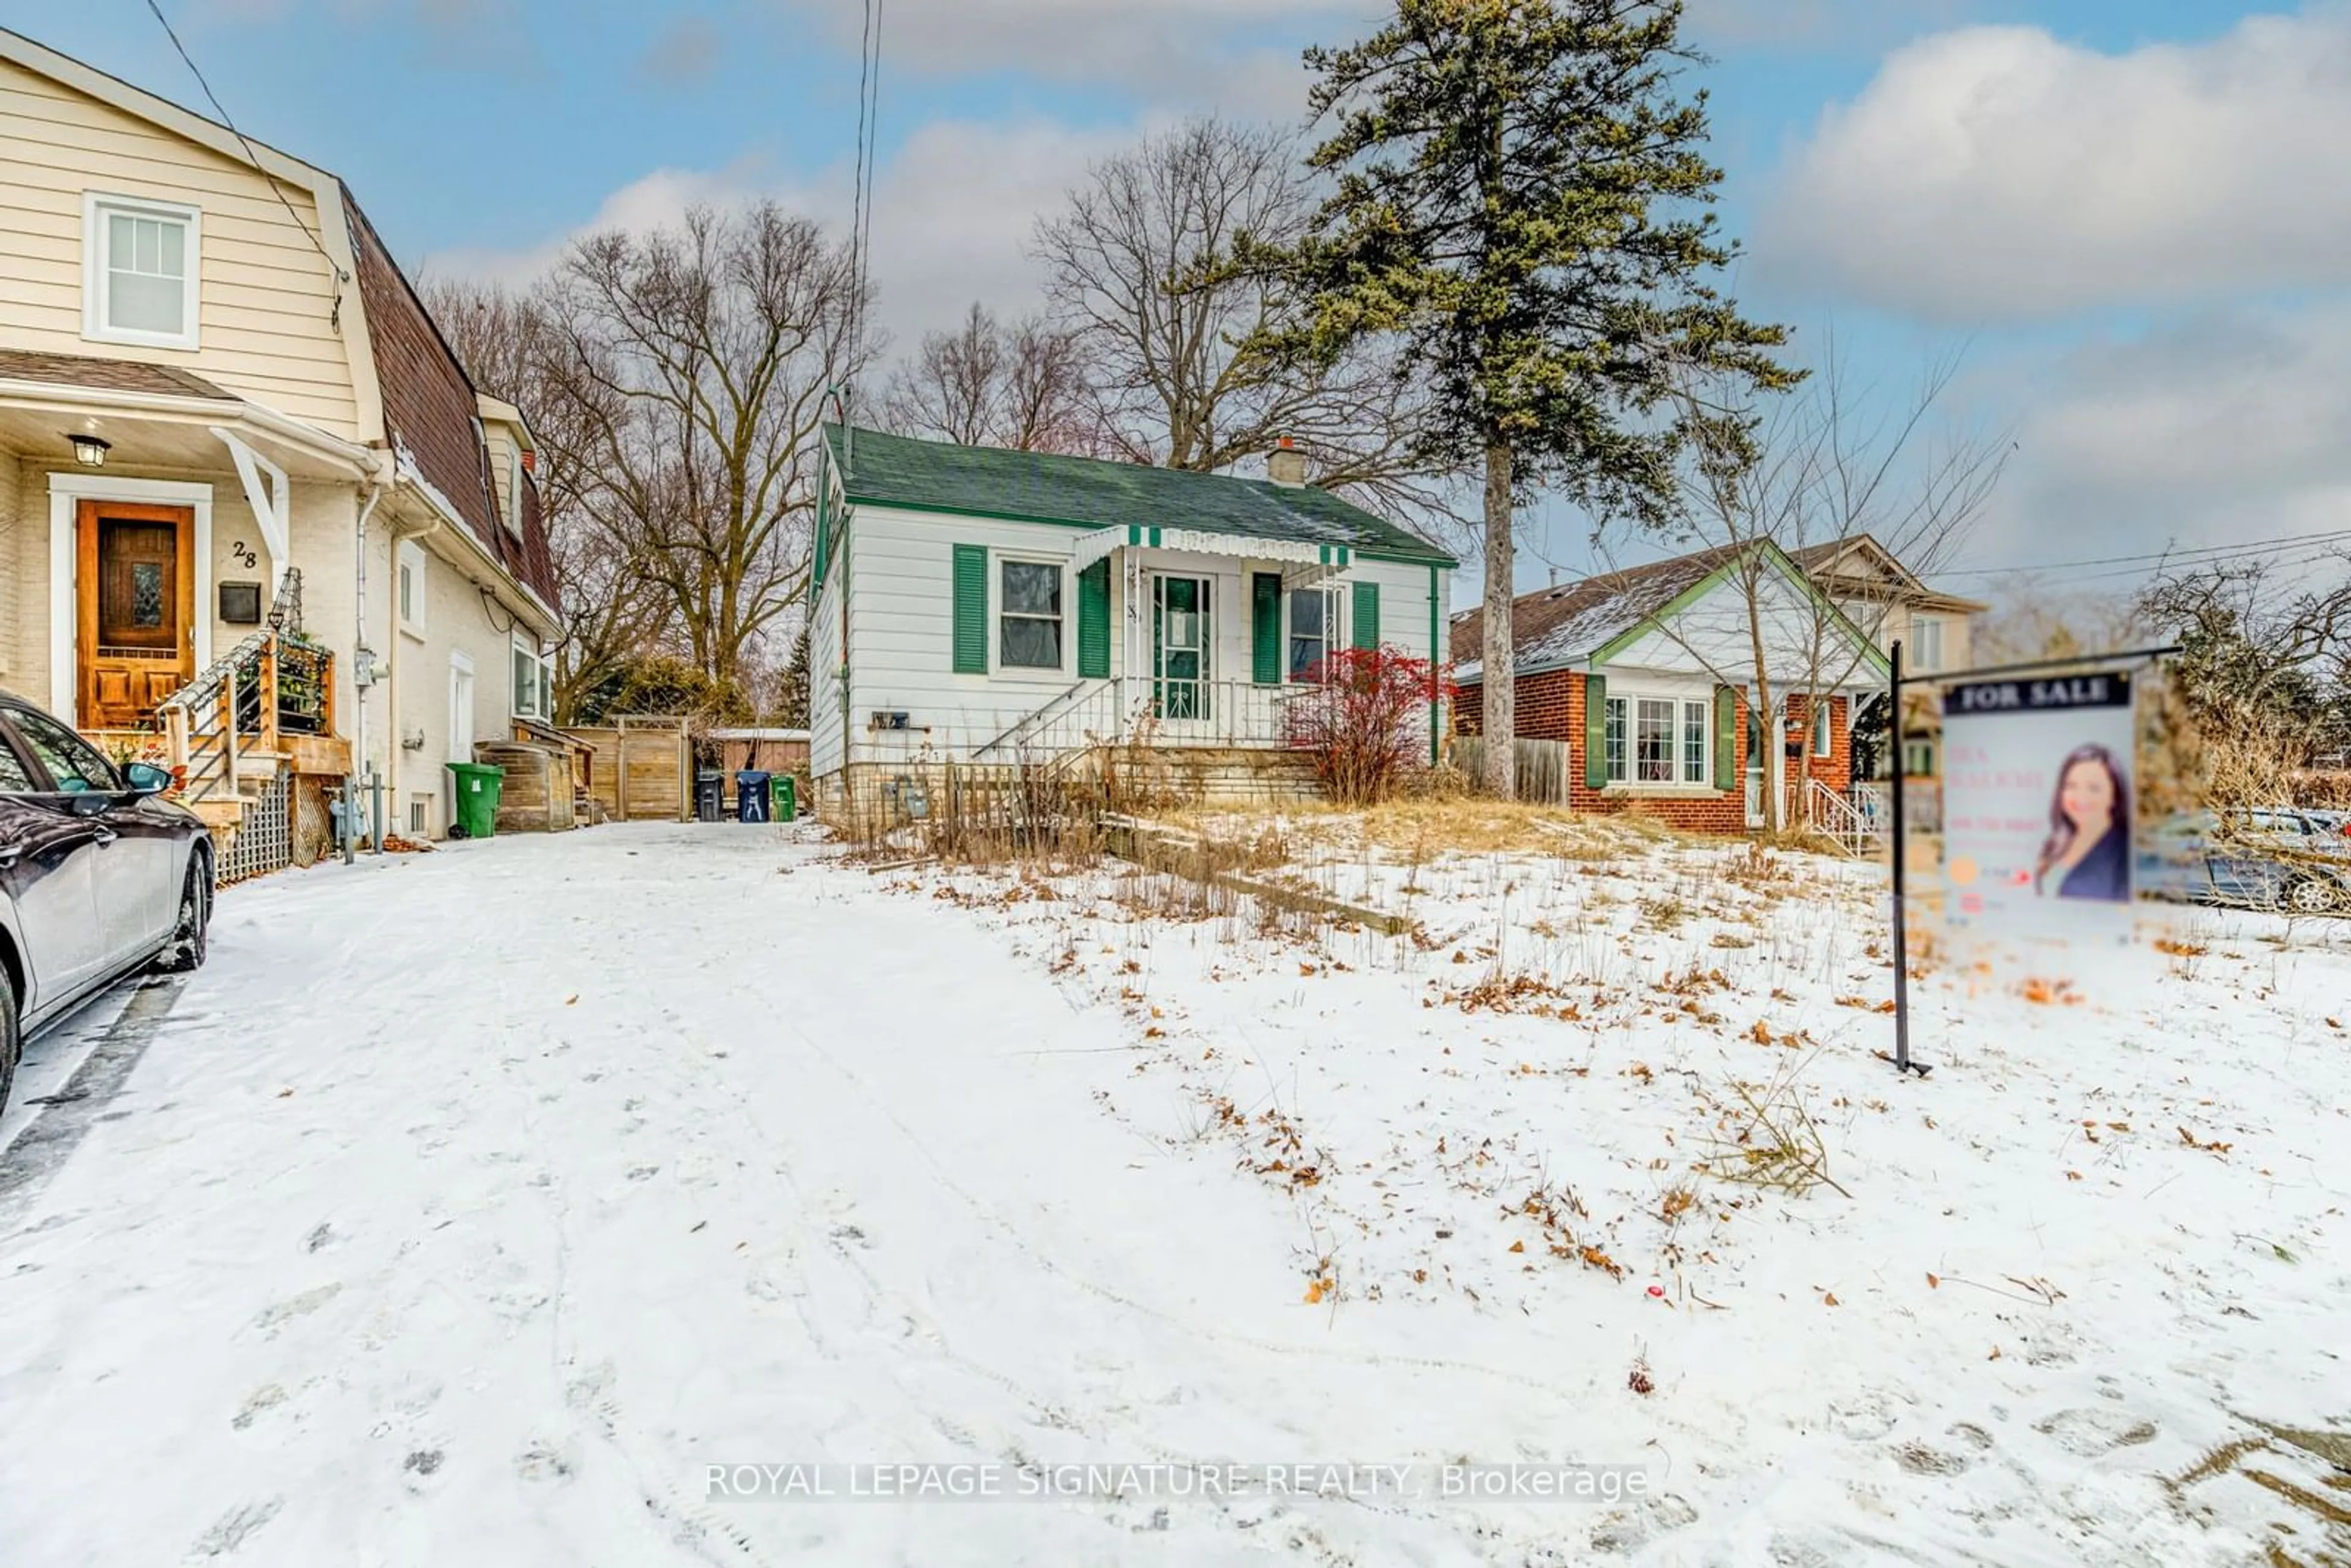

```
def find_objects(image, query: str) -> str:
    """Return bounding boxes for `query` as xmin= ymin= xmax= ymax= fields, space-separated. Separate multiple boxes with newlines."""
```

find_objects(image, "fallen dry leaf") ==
xmin=1926 ymin=1272 xmax=1940 ymax=1289
xmin=1507 ymin=1240 xmax=1526 ymax=1254
xmin=1823 ymin=1292 xmax=1841 ymax=1307
xmin=1303 ymin=1278 xmax=1329 ymax=1305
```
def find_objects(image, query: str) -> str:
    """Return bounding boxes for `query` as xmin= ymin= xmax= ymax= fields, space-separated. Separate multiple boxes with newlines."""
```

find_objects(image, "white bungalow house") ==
xmin=806 ymin=426 xmax=1456 ymax=812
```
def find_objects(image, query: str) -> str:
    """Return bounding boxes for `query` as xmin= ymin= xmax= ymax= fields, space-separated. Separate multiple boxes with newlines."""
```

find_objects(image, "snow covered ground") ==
xmin=1 ymin=818 xmax=2347 ymax=1566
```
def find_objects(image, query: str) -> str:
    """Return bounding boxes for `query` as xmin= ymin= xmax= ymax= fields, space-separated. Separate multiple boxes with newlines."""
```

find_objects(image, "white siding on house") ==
xmin=834 ymin=501 xmax=1452 ymax=767
xmin=1606 ymin=565 xmax=1880 ymax=692
xmin=0 ymin=57 xmax=359 ymax=437
xmin=809 ymin=563 xmax=845 ymax=780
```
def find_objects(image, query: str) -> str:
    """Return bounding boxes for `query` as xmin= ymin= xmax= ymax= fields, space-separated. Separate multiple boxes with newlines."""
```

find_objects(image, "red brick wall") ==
xmin=1454 ymin=671 xmax=1755 ymax=835
xmin=1783 ymin=692 xmax=1854 ymax=796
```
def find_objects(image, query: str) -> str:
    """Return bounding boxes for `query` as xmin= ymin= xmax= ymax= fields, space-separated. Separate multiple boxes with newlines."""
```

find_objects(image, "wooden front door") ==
xmin=78 ymin=500 xmax=197 ymax=729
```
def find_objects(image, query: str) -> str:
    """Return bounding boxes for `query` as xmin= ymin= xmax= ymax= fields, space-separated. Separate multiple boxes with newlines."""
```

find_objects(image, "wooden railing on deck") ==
xmin=153 ymin=632 xmax=336 ymax=803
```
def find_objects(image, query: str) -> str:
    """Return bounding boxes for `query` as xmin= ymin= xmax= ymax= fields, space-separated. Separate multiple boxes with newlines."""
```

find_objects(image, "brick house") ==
xmin=1452 ymin=541 xmax=1887 ymax=835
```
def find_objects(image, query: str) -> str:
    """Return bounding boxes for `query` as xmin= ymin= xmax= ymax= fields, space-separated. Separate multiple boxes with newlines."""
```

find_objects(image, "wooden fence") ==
xmin=1450 ymin=737 xmax=1572 ymax=805
xmin=564 ymin=715 xmax=691 ymax=823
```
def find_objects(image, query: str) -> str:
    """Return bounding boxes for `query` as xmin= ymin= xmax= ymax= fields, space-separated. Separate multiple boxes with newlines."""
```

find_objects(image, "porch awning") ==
xmin=1070 ymin=522 xmax=1354 ymax=577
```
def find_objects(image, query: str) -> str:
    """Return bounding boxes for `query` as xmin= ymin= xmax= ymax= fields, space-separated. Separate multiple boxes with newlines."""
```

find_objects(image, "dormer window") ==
xmin=84 ymin=193 xmax=201 ymax=349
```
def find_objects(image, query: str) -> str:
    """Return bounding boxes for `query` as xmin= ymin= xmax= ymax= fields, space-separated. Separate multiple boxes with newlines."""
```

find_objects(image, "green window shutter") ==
xmin=1351 ymin=580 xmax=1380 ymax=650
xmin=1251 ymin=572 xmax=1282 ymax=684
xmin=1078 ymin=559 xmax=1111 ymax=678
xmin=1714 ymin=686 xmax=1738 ymax=791
xmin=951 ymin=544 xmax=988 ymax=674
xmin=1584 ymin=673 xmax=1609 ymax=790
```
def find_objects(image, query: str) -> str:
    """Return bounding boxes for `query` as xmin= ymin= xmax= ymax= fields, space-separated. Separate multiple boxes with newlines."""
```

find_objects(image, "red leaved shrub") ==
xmin=1283 ymin=647 xmax=1453 ymax=805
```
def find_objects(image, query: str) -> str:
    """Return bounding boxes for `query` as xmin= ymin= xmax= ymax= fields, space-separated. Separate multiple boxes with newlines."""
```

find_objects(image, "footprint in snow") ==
xmin=302 ymin=1223 xmax=336 ymax=1254
xmin=189 ymin=1496 xmax=283 ymax=1558
xmin=230 ymin=1385 xmax=287 ymax=1431
xmin=251 ymin=1283 xmax=342 ymax=1337
xmin=2034 ymin=1408 xmax=2158 ymax=1457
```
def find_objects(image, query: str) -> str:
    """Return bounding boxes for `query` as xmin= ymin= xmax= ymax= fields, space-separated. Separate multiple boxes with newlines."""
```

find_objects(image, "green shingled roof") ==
xmin=823 ymin=425 xmax=1455 ymax=566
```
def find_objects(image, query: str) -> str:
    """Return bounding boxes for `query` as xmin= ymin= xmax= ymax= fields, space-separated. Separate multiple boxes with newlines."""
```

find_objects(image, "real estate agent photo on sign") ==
xmin=2034 ymin=743 xmax=2131 ymax=903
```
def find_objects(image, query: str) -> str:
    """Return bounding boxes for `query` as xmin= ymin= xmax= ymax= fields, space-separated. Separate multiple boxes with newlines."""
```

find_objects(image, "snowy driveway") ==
xmin=3 ymin=821 xmax=2346 ymax=1567
xmin=0 ymin=824 xmax=1600 ymax=1567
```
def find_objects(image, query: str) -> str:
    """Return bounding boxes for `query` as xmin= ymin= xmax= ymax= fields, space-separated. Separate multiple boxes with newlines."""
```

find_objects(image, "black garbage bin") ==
xmin=694 ymin=770 xmax=724 ymax=823
xmin=735 ymin=770 xmax=772 ymax=823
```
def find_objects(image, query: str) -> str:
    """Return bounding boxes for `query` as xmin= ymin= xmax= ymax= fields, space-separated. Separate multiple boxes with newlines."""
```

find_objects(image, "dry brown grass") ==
xmin=1159 ymin=798 xmax=1697 ymax=861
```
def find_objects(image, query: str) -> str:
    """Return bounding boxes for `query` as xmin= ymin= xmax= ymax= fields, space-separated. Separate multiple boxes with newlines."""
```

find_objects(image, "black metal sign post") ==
xmin=1888 ymin=640 xmax=1926 ymax=1078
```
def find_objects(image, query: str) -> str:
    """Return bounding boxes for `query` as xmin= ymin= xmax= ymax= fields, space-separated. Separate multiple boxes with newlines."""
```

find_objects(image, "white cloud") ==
xmin=1758 ymin=7 xmax=2351 ymax=320
xmin=422 ymin=118 xmax=1122 ymax=351
xmin=780 ymin=0 xmax=1356 ymax=107
xmin=1967 ymin=301 xmax=2351 ymax=568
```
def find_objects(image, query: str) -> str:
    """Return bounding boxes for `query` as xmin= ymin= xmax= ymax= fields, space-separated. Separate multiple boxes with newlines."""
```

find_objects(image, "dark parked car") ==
xmin=2137 ymin=808 xmax=2351 ymax=915
xmin=1 ymin=691 xmax=213 ymax=1116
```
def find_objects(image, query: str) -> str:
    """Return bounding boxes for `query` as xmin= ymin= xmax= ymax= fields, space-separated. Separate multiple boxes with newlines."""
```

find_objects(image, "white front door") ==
xmin=1744 ymin=693 xmax=1767 ymax=828
xmin=1152 ymin=574 xmax=1212 ymax=724
xmin=448 ymin=653 xmax=475 ymax=827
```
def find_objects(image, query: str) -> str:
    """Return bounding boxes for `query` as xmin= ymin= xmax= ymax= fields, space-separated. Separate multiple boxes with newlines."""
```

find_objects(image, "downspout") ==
xmin=353 ymin=473 xmax=389 ymax=842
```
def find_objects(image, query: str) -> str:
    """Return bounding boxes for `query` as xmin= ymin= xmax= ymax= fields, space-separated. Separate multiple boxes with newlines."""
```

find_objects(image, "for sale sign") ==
xmin=1942 ymin=671 xmax=2135 ymax=926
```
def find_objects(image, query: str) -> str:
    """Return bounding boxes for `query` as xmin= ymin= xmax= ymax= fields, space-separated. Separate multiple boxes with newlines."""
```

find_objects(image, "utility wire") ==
xmin=1944 ymin=525 xmax=2351 ymax=581
xmin=844 ymin=0 xmax=884 ymax=422
xmin=141 ymin=0 xmax=350 ymax=301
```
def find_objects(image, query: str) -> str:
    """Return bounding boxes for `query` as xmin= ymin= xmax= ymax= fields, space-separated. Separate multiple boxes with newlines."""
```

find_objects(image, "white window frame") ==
xmin=511 ymin=633 xmax=551 ymax=721
xmin=1287 ymin=584 xmax=1343 ymax=683
xmin=996 ymin=556 xmax=1068 ymax=674
xmin=504 ymin=443 xmax=525 ymax=538
xmin=83 ymin=192 xmax=202 ymax=350
xmin=1603 ymin=689 xmax=1711 ymax=789
xmin=1812 ymin=699 xmax=1834 ymax=759
xmin=1908 ymin=614 xmax=1944 ymax=673
xmin=396 ymin=539 xmax=427 ymax=640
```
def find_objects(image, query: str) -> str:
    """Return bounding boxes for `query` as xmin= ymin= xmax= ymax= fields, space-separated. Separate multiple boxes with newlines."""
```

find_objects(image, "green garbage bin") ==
xmin=771 ymin=774 xmax=797 ymax=821
xmin=446 ymin=761 xmax=504 ymax=839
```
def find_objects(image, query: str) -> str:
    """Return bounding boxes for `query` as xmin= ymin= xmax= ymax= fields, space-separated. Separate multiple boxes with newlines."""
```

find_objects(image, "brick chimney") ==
xmin=1267 ymin=436 xmax=1307 ymax=487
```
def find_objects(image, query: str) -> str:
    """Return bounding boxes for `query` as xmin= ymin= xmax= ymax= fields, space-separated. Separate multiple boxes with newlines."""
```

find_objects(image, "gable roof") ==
xmin=825 ymin=426 xmax=1455 ymax=566
xmin=1453 ymin=539 xmax=1892 ymax=682
xmin=1790 ymin=534 xmax=1990 ymax=614
xmin=1452 ymin=547 xmax=1741 ymax=673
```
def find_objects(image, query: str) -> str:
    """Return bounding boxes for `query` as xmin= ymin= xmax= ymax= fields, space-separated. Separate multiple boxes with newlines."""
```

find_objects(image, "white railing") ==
xmin=1805 ymin=778 xmax=1886 ymax=857
xmin=979 ymin=677 xmax=1319 ymax=760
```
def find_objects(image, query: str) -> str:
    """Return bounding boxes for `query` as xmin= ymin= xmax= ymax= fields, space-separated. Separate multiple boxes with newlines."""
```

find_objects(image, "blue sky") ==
xmin=8 ymin=0 xmax=2345 ymax=603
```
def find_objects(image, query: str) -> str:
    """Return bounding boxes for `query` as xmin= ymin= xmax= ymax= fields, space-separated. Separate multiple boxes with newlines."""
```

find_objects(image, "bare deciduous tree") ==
xmin=547 ymin=202 xmax=868 ymax=697
xmin=1033 ymin=116 xmax=1449 ymax=522
xmin=418 ymin=276 xmax=667 ymax=722
xmin=882 ymin=301 xmax=1101 ymax=453
xmin=1602 ymin=343 xmax=2008 ymax=832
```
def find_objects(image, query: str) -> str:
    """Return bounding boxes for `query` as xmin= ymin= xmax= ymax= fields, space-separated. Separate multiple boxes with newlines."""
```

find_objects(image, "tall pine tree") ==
xmin=1283 ymin=0 xmax=1795 ymax=795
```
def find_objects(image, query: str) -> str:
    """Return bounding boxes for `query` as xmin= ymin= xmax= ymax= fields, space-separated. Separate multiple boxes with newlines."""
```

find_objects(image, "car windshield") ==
xmin=4 ymin=707 xmax=120 ymax=793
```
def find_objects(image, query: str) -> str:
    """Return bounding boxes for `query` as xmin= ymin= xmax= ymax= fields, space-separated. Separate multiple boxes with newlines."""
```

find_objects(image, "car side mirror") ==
xmin=124 ymin=761 xmax=173 ymax=797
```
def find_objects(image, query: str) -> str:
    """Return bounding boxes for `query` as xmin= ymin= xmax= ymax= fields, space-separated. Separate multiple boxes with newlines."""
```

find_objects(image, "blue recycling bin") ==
xmin=735 ymin=770 xmax=772 ymax=823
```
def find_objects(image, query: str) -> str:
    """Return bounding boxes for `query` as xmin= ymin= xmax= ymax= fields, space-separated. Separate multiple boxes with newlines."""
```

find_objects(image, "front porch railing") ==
xmin=975 ymin=677 xmax=1319 ymax=760
xmin=153 ymin=631 xmax=336 ymax=803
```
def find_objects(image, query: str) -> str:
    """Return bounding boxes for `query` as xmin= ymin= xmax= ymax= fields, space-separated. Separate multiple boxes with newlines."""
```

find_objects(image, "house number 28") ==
xmin=231 ymin=542 xmax=258 ymax=568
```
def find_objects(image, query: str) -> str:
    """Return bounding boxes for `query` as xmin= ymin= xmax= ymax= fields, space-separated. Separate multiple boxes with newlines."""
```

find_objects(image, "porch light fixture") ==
xmin=69 ymin=433 xmax=110 ymax=467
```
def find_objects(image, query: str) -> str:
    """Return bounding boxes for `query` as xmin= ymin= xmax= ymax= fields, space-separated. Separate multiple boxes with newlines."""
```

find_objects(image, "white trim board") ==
xmin=47 ymin=473 xmax=216 ymax=720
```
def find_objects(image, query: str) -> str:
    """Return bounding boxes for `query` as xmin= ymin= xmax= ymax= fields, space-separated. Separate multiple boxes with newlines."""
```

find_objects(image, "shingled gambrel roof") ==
xmin=343 ymin=188 xmax=560 ymax=612
xmin=1451 ymin=546 xmax=1742 ymax=678
xmin=825 ymin=425 xmax=1455 ymax=565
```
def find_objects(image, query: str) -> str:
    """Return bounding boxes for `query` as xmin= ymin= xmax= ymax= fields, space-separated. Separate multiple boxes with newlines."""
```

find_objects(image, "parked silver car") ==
xmin=2137 ymin=808 xmax=2351 ymax=915
xmin=1 ymin=691 xmax=214 ymax=1116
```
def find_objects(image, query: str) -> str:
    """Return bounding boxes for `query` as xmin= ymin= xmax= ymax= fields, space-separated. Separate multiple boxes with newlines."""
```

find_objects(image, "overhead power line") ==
xmin=141 ymin=0 xmax=350 ymax=305
xmin=1944 ymin=525 xmax=2351 ymax=582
